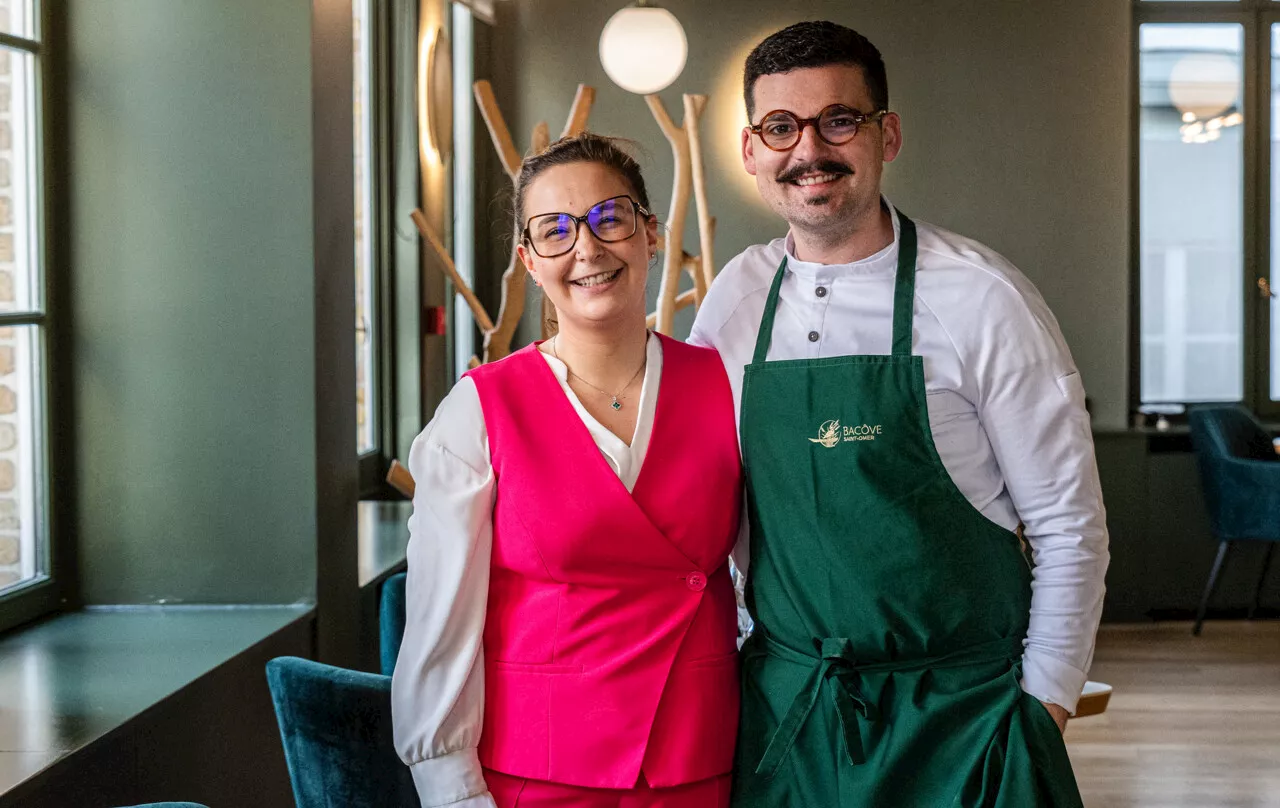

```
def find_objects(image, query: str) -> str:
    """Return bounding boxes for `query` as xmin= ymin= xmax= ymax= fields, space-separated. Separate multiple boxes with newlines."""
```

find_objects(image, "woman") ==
xmin=392 ymin=134 xmax=743 ymax=808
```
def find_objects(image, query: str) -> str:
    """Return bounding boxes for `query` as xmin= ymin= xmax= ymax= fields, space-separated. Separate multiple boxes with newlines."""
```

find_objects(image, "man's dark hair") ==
xmin=743 ymin=21 xmax=888 ymax=120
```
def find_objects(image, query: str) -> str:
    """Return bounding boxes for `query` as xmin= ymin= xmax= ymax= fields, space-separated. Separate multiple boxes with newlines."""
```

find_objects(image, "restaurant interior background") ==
xmin=0 ymin=0 xmax=1275 ymax=806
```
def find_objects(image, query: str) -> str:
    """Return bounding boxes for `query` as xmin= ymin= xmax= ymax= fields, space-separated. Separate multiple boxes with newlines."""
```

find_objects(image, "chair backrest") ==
xmin=1188 ymin=406 xmax=1279 ymax=540
xmin=266 ymin=656 xmax=420 ymax=808
xmin=380 ymin=571 xmax=408 ymax=677
xmin=1189 ymin=405 xmax=1276 ymax=462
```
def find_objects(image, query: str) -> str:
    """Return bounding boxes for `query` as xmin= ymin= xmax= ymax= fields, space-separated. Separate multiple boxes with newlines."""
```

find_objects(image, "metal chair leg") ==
xmin=1194 ymin=541 xmax=1232 ymax=636
xmin=1249 ymin=543 xmax=1276 ymax=621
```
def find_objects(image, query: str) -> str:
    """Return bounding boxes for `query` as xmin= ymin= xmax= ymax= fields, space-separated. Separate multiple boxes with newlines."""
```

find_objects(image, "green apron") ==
xmin=731 ymin=215 xmax=1083 ymax=807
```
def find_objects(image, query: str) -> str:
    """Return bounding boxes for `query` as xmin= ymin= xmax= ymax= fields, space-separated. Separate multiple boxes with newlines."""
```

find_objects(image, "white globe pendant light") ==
xmin=1168 ymin=52 xmax=1240 ymax=122
xmin=599 ymin=1 xmax=688 ymax=95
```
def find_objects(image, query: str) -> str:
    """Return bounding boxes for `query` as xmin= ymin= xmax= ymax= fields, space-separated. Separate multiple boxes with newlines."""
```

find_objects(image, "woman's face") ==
xmin=517 ymin=161 xmax=657 ymax=333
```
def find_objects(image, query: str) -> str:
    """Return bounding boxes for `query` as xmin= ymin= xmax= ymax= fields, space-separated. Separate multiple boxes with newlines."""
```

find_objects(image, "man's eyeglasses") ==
xmin=748 ymin=105 xmax=888 ymax=152
xmin=522 ymin=194 xmax=651 ymax=258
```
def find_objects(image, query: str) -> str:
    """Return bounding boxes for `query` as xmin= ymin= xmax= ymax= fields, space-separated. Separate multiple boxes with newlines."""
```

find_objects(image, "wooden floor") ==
xmin=1066 ymin=621 xmax=1280 ymax=808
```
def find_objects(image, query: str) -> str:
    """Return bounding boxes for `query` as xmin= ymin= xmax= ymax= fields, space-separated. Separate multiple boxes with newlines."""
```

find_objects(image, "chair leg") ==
xmin=1194 ymin=541 xmax=1232 ymax=637
xmin=1249 ymin=544 xmax=1276 ymax=621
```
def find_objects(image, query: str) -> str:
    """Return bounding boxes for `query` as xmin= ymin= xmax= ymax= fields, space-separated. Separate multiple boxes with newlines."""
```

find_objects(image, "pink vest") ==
xmin=466 ymin=334 xmax=742 ymax=790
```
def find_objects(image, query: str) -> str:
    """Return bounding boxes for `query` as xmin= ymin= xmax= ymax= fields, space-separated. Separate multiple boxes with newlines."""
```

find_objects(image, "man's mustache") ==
xmin=775 ymin=161 xmax=853 ymax=184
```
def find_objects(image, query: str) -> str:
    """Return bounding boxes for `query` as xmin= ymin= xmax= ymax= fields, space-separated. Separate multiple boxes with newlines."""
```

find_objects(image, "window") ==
xmin=1138 ymin=22 xmax=1244 ymax=404
xmin=1135 ymin=0 xmax=1280 ymax=416
xmin=354 ymin=0 xmax=402 ymax=496
xmin=355 ymin=0 xmax=378 ymax=455
xmin=452 ymin=2 xmax=475 ymax=381
xmin=0 ymin=1 xmax=49 ymax=609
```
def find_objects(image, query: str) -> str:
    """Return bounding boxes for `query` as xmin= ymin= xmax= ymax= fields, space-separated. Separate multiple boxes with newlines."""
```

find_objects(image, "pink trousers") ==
xmin=485 ymin=768 xmax=732 ymax=808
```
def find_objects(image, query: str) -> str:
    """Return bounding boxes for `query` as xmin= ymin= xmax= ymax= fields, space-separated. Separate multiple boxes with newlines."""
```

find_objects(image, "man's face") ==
xmin=742 ymin=64 xmax=901 ymax=236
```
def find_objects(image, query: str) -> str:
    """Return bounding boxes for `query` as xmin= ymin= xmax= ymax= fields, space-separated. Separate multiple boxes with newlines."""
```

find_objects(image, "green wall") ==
xmin=65 ymin=0 xmax=318 ymax=604
xmin=484 ymin=0 xmax=1131 ymax=428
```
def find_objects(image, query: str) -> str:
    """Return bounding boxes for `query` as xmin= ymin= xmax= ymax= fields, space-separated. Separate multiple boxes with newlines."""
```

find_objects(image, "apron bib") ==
xmin=732 ymin=215 xmax=1082 ymax=807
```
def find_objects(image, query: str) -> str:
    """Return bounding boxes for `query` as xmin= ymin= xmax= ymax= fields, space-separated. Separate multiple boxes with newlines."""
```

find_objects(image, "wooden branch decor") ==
xmin=645 ymin=93 xmax=716 ymax=335
xmin=391 ymin=82 xmax=596 ymax=496
xmin=685 ymin=95 xmax=717 ymax=296
xmin=387 ymin=459 xmax=416 ymax=499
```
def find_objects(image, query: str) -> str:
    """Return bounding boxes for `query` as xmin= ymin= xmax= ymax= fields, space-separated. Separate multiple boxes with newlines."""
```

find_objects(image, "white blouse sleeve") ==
xmin=391 ymin=377 xmax=498 ymax=808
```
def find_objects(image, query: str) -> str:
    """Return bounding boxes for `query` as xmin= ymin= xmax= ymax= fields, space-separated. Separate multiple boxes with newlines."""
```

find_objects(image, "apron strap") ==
xmin=751 ymin=256 xmax=789 ymax=366
xmin=891 ymin=215 xmax=919 ymax=357
xmin=751 ymin=212 xmax=920 ymax=365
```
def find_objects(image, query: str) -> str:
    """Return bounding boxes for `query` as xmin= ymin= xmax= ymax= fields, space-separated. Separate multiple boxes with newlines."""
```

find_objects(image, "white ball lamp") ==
xmin=598 ymin=1 xmax=688 ymax=95
xmin=1168 ymin=52 xmax=1240 ymax=121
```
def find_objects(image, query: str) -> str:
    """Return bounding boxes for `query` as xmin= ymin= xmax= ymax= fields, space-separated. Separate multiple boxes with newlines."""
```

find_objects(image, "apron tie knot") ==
xmin=754 ymin=637 xmax=881 ymax=779
xmin=821 ymin=638 xmax=880 ymax=767
xmin=820 ymin=636 xmax=855 ymax=660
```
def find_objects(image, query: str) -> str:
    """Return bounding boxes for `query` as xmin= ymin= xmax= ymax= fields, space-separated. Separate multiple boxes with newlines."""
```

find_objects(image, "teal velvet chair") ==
xmin=380 ymin=571 xmax=408 ymax=676
xmin=266 ymin=656 xmax=420 ymax=808
xmin=1188 ymin=406 xmax=1280 ymax=635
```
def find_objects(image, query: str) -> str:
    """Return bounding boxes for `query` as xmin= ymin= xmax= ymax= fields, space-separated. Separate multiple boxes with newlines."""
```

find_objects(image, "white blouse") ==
xmin=689 ymin=201 xmax=1110 ymax=718
xmin=391 ymin=334 xmax=664 ymax=808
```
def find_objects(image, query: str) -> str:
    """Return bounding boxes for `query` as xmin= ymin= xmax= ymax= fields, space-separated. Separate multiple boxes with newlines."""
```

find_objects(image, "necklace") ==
xmin=552 ymin=335 xmax=647 ymax=411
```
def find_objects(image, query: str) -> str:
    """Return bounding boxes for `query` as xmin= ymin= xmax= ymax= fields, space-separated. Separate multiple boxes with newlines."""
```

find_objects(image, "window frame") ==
xmin=1255 ymin=6 xmax=1280 ymax=417
xmin=0 ymin=0 xmax=64 ymax=634
xmin=357 ymin=0 xmax=401 ymax=497
xmin=1131 ymin=0 xmax=1280 ymax=420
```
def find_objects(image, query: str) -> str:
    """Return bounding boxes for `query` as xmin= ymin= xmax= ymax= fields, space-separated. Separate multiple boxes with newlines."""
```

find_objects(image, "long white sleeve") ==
xmin=956 ymin=261 xmax=1110 ymax=714
xmin=391 ymin=378 xmax=498 ymax=808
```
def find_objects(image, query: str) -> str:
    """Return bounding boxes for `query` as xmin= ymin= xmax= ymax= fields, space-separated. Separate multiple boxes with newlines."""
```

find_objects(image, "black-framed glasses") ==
xmin=748 ymin=105 xmax=888 ymax=152
xmin=521 ymin=194 xmax=651 ymax=258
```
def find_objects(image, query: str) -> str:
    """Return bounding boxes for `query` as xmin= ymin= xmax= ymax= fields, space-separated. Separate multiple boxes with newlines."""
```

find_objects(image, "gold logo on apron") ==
xmin=809 ymin=420 xmax=883 ymax=447
xmin=809 ymin=420 xmax=842 ymax=447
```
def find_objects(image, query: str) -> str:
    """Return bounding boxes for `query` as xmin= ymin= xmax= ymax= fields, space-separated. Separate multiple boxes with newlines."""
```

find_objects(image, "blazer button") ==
xmin=686 ymin=571 xmax=707 ymax=591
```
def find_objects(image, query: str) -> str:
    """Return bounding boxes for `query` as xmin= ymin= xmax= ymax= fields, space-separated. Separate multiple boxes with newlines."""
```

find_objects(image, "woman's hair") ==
xmin=512 ymin=132 xmax=652 ymax=243
xmin=511 ymin=133 xmax=654 ymax=336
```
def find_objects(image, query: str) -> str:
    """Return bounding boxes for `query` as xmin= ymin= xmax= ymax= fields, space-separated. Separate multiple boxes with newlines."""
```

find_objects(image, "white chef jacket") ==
xmin=688 ymin=201 xmax=1109 ymax=715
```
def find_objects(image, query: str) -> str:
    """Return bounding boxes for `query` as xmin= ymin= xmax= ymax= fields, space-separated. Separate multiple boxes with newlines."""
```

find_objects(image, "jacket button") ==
xmin=815 ymin=286 xmax=828 ymax=298
xmin=808 ymin=331 xmax=820 ymax=342
xmin=686 ymin=572 xmax=707 ymax=591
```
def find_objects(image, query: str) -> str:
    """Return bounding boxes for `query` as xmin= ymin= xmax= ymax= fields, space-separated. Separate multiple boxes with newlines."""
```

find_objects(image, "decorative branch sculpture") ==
xmin=644 ymin=93 xmax=717 ymax=335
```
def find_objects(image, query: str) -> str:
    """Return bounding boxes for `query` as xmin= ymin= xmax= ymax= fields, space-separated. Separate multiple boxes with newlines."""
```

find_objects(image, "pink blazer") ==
xmin=466 ymin=334 xmax=742 ymax=789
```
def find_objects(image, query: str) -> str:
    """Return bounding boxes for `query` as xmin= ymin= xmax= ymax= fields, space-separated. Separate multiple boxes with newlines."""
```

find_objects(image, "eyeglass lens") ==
xmin=528 ymin=196 xmax=638 ymax=257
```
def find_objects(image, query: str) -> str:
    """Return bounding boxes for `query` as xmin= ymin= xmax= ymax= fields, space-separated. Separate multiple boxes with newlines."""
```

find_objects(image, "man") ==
xmin=689 ymin=21 xmax=1108 ymax=807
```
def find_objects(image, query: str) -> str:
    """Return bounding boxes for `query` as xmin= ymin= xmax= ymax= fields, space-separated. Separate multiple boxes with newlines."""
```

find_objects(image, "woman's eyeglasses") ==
xmin=522 ymin=194 xmax=651 ymax=258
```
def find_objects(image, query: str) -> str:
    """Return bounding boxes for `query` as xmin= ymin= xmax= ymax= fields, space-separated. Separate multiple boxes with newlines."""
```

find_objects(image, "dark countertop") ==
xmin=0 ymin=605 xmax=310 ymax=797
